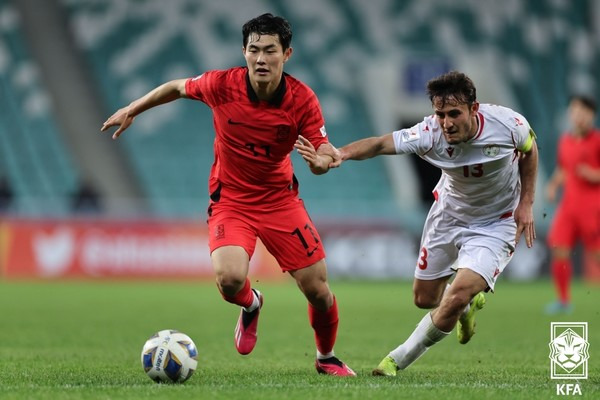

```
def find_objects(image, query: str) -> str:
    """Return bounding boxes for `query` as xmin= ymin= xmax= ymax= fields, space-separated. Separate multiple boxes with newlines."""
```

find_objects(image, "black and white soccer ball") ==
xmin=141 ymin=329 xmax=198 ymax=383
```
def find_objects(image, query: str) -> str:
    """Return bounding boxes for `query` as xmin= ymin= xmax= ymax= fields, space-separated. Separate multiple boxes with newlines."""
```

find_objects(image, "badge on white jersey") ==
xmin=483 ymin=144 xmax=500 ymax=157
xmin=402 ymin=129 xmax=420 ymax=142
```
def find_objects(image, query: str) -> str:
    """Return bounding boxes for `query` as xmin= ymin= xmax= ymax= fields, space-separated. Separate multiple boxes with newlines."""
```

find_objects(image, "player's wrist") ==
xmin=519 ymin=197 xmax=535 ymax=206
xmin=310 ymin=160 xmax=329 ymax=175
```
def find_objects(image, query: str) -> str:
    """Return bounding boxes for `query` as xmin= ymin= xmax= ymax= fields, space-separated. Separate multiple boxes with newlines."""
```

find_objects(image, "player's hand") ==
xmin=295 ymin=135 xmax=318 ymax=164
xmin=575 ymin=164 xmax=600 ymax=183
xmin=328 ymin=147 xmax=345 ymax=168
xmin=317 ymin=142 xmax=342 ymax=168
xmin=295 ymin=136 xmax=331 ymax=174
xmin=319 ymin=144 xmax=345 ymax=169
xmin=545 ymin=182 xmax=558 ymax=203
xmin=514 ymin=203 xmax=536 ymax=248
xmin=101 ymin=106 xmax=135 ymax=139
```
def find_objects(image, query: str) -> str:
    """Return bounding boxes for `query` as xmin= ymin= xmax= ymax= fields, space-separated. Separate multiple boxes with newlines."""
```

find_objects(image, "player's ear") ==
xmin=283 ymin=47 xmax=293 ymax=63
xmin=471 ymin=101 xmax=480 ymax=113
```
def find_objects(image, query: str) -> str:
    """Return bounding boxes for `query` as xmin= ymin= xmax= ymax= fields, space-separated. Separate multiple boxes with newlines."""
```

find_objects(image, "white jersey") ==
xmin=392 ymin=104 xmax=534 ymax=224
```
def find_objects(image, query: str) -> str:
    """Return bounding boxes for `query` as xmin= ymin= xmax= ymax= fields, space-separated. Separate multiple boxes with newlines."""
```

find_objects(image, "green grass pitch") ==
xmin=0 ymin=279 xmax=597 ymax=399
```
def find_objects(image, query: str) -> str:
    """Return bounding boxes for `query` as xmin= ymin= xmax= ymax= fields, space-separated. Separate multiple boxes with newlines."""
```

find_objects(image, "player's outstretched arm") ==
xmin=329 ymin=133 xmax=396 ymax=168
xmin=515 ymin=140 xmax=538 ymax=248
xmin=545 ymin=167 xmax=565 ymax=202
xmin=100 ymin=79 xmax=187 ymax=139
xmin=576 ymin=163 xmax=600 ymax=184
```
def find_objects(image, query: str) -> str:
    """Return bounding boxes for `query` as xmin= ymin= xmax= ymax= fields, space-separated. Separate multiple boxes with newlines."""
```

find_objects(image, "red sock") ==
xmin=551 ymin=259 xmax=572 ymax=304
xmin=218 ymin=278 xmax=254 ymax=308
xmin=308 ymin=296 xmax=338 ymax=355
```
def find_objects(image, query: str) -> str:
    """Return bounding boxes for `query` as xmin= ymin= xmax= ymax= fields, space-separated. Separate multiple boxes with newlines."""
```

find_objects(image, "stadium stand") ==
xmin=58 ymin=0 xmax=394 ymax=219
xmin=2 ymin=0 xmax=598 ymax=223
xmin=0 ymin=1 xmax=78 ymax=215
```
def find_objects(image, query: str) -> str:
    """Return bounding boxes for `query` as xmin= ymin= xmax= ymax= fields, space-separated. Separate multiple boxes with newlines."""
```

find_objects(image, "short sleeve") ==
xmin=512 ymin=113 xmax=536 ymax=152
xmin=185 ymin=71 xmax=218 ymax=106
xmin=392 ymin=117 xmax=435 ymax=155
xmin=298 ymin=89 xmax=328 ymax=149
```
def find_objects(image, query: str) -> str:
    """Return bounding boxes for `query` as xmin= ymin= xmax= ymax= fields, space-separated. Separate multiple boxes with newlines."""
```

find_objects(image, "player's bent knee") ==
xmin=413 ymin=293 xmax=439 ymax=309
xmin=304 ymin=286 xmax=331 ymax=304
xmin=301 ymin=286 xmax=332 ymax=310
xmin=216 ymin=273 xmax=246 ymax=295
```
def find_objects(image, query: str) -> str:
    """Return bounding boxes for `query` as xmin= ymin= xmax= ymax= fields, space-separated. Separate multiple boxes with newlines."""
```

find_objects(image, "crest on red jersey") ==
xmin=276 ymin=125 xmax=291 ymax=142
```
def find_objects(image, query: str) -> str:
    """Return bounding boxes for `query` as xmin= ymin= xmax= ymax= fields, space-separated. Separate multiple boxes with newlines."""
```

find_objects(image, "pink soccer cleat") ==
xmin=234 ymin=289 xmax=263 ymax=355
xmin=315 ymin=356 xmax=356 ymax=376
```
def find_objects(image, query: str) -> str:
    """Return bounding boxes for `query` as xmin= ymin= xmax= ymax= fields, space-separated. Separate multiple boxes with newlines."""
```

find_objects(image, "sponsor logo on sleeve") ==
xmin=320 ymin=125 xmax=327 ymax=137
xmin=401 ymin=129 xmax=420 ymax=143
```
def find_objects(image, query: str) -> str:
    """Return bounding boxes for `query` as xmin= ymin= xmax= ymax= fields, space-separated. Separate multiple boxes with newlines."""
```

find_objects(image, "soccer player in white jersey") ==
xmin=297 ymin=71 xmax=538 ymax=376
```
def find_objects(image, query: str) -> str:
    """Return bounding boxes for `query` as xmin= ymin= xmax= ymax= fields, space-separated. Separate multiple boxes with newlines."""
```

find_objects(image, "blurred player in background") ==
xmin=545 ymin=95 xmax=600 ymax=314
xmin=0 ymin=175 xmax=13 ymax=213
xmin=300 ymin=71 xmax=538 ymax=376
xmin=101 ymin=13 xmax=355 ymax=376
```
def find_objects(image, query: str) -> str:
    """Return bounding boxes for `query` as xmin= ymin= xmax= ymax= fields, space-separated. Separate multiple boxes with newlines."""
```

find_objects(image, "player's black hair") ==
xmin=242 ymin=13 xmax=292 ymax=51
xmin=426 ymin=71 xmax=477 ymax=108
xmin=570 ymin=94 xmax=597 ymax=113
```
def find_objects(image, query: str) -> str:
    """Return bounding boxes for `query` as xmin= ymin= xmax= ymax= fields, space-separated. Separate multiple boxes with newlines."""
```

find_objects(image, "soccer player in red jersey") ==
xmin=545 ymin=95 xmax=600 ymax=314
xmin=101 ymin=13 xmax=355 ymax=376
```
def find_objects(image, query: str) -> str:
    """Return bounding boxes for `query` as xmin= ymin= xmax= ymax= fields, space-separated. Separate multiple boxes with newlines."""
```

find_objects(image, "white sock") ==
xmin=317 ymin=350 xmax=335 ymax=360
xmin=444 ymin=283 xmax=470 ymax=317
xmin=242 ymin=290 xmax=260 ymax=312
xmin=389 ymin=312 xmax=450 ymax=369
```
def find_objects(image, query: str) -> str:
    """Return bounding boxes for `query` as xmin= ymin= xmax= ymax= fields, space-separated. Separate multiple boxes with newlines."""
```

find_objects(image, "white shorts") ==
xmin=414 ymin=200 xmax=516 ymax=291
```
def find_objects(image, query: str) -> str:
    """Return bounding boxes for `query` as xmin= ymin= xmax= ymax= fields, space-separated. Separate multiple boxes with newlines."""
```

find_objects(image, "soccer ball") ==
xmin=141 ymin=329 xmax=198 ymax=383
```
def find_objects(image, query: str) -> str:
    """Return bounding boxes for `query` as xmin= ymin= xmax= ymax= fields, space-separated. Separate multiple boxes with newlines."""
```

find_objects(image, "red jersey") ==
xmin=185 ymin=67 xmax=328 ymax=209
xmin=556 ymin=129 xmax=600 ymax=207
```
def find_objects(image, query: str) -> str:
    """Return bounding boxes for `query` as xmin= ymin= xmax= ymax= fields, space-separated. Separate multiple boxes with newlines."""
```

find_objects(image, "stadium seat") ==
xmin=56 ymin=0 xmax=597 ymax=222
xmin=0 ymin=2 xmax=78 ymax=215
xmin=58 ymin=0 xmax=395 ymax=218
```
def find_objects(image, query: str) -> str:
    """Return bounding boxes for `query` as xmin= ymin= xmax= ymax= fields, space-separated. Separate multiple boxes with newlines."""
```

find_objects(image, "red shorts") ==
xmin=547 ymin=203 xmax=600 ymax=249
xmin=207 ymin=199 xmax=326 ymax=272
